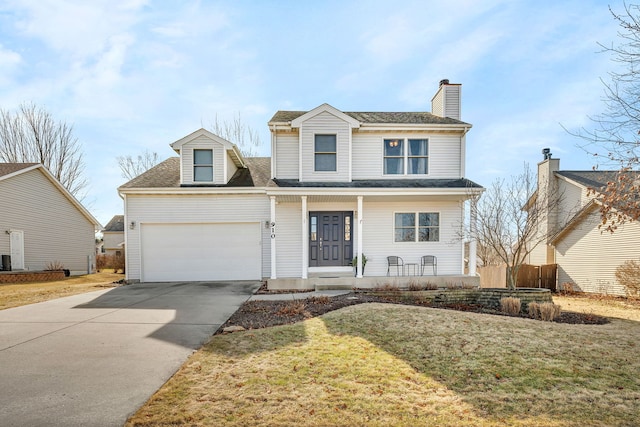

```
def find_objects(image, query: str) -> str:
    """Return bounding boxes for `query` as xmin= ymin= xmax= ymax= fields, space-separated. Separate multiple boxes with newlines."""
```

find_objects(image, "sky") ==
xmin=0 ymin=0 xmax=627 ymax=226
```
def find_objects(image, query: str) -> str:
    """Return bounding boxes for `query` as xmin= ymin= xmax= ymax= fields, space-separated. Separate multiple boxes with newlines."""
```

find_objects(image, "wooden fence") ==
xmin=478 ymin=263 xmax=557 ymax=291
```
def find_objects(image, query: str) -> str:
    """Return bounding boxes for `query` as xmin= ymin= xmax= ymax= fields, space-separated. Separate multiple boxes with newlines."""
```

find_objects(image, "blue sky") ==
xmin=0 ymin=0 xmax=624 ymax=225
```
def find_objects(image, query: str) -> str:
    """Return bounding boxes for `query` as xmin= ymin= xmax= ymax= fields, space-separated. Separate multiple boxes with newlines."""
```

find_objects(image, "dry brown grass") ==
xmin=0 ymin=271 xmax=123 ymax=310
xmin=553 ymin=294 xmax=640 ymax=322
xmin=499 ymin=297 xmax=521 ymax=315
xmin=127 ymin=300 xmax=640 ymax=427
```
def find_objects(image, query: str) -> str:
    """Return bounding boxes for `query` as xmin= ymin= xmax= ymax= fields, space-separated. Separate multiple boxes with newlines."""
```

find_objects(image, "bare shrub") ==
xmin=408 ymin=280 xmax=438 ymax=291
xmin=559 ymin=282 xmax=577 ymax=295
xmin=45 ymin=261 xmax=65 ymax=270
xmin=112 ymin=253 xmax=125 ymax=274
xmin=615 ymin=259 xmax=640 ymax=298
xmin=375 ymin=283 xmax=400 ymax=292
xmin=96 ymin=254 xmax=108 ymax=272
xmin=529 ymin=302 xmax=562 ymax=321
xmin=95 ymin=254 xmax=125 ymax=273
xmin=276 ymin=301 xmax=306 ymax=316
xmin=307 ymin=295 xmax=330 ymax=305
xmin=500 ymin=297 xmax=521 ymax=315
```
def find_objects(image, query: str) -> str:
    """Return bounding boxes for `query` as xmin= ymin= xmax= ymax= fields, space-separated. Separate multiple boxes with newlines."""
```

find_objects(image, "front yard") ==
xmin=0 ymin=271 xmax=122 ymax=310
xmin=126 ymin=295 xmax=640 ymax=427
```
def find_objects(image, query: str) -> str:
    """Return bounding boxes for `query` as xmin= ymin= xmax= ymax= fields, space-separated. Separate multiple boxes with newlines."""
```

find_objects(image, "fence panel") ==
xmin=478 ymin=265 xmax=507 ymax=288
xmin=540 ymin=264 xmax=557 ymax=291
xmin=516 ymin=264 xmax=540 ymax=288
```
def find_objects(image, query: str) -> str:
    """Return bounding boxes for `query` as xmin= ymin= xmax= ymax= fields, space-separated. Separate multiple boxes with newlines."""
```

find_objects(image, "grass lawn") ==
xmin=127 ymin=297 xmax=640 ymax=427
xmin=0 ymin=271 xmax=123 ymax=310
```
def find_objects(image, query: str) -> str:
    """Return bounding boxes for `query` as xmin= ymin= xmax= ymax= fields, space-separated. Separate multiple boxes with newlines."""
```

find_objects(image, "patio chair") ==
xmin=421 ymin=255 xmax=437 ymax=276
xmin=386 ymin=256 xmax=404 ymax=276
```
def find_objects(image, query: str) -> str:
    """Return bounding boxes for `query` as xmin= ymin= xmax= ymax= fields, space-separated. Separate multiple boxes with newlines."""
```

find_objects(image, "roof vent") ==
xmin=439 ymin=79 xmax=450 ymax=86
xmin=542 ymin=148 xmax=552 ymax=160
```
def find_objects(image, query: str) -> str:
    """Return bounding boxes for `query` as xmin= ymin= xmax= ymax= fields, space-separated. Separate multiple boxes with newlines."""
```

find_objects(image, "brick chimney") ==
xmin=431 ymin=79 xmax=462 ymax=120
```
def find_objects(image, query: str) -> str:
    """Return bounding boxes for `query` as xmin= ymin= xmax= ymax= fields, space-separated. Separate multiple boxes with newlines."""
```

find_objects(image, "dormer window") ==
xmin=193 ymin=149 xmax=213 ymax=182
xmin=384 ymin=138 xmax=428 ymax=175
xmin=314 ymin=134 xmax=337 ymax=171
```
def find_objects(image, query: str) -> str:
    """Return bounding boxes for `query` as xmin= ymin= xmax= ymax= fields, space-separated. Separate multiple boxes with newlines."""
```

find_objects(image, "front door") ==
xmin=309 ymin=212 xmax=353 ymax=267
xmin=10 ymin=230 xmax=24 ymax=270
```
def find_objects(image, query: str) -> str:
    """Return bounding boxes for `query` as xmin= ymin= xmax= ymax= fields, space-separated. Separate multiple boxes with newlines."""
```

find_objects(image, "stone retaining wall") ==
xmin=0 ymin=270 xmax=66 ymax=284
xmin=364 ymin=288 xmax=552 ymax=312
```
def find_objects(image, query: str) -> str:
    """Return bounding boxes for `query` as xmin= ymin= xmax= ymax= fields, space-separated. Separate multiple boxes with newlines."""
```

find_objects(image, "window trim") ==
xmin=314 ymin=134 xmax=337 ymax=172
xmin=393 ymin=211 xmax=440 ymax=243
xmin=193 ymin=148 xmax=214 ymax=182
xmin=383 ymin=138 xmax=429 ymax=176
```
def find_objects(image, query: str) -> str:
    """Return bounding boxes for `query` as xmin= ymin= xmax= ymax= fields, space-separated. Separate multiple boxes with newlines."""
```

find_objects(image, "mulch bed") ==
xmin=217 ymin=292 xmax=609 ymax=334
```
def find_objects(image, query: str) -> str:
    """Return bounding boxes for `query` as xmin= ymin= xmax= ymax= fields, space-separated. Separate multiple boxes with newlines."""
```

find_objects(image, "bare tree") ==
xmin=117 ymin=149 xmax=160 ymax=180
xmin=571 ymin=3 xmax=640 ymax=230
xmin=0 ymin=102 xmax=87 ymax=197
xmin=207 ymin=112 xmax=262 ymax=157
xmin=470 ymin=165 xmax=562 ymax=289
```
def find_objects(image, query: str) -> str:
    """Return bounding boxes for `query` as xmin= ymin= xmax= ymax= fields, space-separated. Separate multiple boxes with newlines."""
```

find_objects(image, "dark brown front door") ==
xmin=309 ymin=211 xmax=353 ymax=267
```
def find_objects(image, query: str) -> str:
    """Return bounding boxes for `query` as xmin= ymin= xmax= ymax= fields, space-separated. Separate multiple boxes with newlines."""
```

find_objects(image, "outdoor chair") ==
xmin=386 ymin=256 xmax=404 ymax=276
xmin=421 ymin=255 xmax=437 ymax=276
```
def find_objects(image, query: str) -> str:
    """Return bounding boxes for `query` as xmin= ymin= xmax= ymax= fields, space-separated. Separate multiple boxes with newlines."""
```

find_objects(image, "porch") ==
xmin=267 ymin=273 xmax=480 ymax=291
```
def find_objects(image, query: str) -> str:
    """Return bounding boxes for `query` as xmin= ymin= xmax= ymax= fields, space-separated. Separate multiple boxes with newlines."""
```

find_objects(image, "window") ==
xmin=394 ymin=212 xmax=439 ymax=242
xmin=193 ymin=149 xmax=213 ymax=182
xmin=384 ymin=138 xmax=428 ymax=175
xmin=315 ymin=134 xmax=337 ymax=171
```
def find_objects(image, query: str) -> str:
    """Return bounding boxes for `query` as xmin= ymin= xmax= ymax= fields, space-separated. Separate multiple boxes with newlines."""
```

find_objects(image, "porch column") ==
xmin=301 ymin=196 xmax=308 ymax=279
xmin=270 ymin=196 xmax=277 ymax=279
xmin=469 ymin=198 xmax=478 ymax=276
xmin=357 ymin=196 xmax=363 ymax=278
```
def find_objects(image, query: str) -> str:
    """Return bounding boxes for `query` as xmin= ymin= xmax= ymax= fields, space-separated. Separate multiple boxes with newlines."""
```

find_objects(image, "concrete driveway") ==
xmin=0 ymin=280 xmax=261 ymax=427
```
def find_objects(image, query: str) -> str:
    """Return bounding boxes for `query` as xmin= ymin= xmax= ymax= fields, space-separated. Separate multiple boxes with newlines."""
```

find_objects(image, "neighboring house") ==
xmin=526 ymin=153 xmax=640 ymax=295
xmin=102 ymin=215 xmax=125 ymax=256
xmin=0 ymin=163 xmax=101 ymax=274
xmin=119 ymin=80 xmax=483 ymax=286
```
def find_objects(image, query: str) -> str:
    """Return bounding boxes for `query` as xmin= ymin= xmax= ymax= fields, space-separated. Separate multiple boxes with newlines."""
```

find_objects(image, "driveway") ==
xmin=0 ymin=280 xmax=261 ymax=427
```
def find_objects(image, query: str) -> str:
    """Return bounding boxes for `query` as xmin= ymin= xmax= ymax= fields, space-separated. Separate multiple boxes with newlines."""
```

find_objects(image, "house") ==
xmin=527 ymin=151 xmax=640 ymax=295
xmin=119 ymin=80 xmax=484 ymax=287
xmin=0 ymin=163 xmax=101 ymax=274
xmin=102 ymin=215 xmax=125 ymax=256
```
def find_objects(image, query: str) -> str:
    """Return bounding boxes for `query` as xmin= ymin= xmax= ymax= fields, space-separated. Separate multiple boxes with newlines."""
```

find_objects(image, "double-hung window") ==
xmin=193 ymin=149 xmax=213 ymax=182
xmin=384 ymin=138 xmax=428 ymax=175
xmin=394 ymin=212 xmax=439 ymax=242
xmin=314 ymin=134 xmax=337 ymax=171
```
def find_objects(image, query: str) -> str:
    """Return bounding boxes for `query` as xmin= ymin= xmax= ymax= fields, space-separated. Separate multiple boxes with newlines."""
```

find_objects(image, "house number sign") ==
xmin=270 ymin=222 xmax=275 ymax=239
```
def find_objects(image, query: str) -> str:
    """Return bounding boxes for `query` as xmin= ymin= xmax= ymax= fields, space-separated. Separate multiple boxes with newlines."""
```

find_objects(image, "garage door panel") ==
xmin=141 ymin=223 xmax=261 ymax=282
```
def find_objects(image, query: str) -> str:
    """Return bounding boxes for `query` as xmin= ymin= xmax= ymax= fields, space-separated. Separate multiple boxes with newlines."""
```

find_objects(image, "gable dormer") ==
xmin=291 ymin=104 xmax=360 ymax=182
xmin=170 ymin=128 xmax=246 ymax=185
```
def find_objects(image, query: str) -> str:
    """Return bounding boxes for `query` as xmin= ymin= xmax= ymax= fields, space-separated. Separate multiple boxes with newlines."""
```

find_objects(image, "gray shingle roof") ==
xmin=103 ymin=215 xmax=124 ymax=232
xmin=273 ymin=178 xmax=482 ymax=189
xmin=555 ymin=170 xmax=638 ymax=189
xmin=0 ymin=163 xmax=39 ymax=177
xmin=269 ymin=111 xmax=469 ymax=126
xmin=118 ymin=157 xmax=272 ymax=189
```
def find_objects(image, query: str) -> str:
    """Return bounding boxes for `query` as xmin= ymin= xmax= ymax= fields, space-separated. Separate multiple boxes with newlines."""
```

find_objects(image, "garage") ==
xmin=141 ymin=222 xmax=262 ymax=282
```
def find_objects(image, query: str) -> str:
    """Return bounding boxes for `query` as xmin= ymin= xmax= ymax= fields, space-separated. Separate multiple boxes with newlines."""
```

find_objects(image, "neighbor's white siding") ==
xmin=274 ymin=132 xmax=299 ymax=179
xmin=555 ymin=209 xmax=640 ymax=296
xmin=0 ymin=169 xmax=95 ymax=273
xmin=102 ymin=231 xmax=124 ymax=256
xmin=125 ymin=194 xmax=270 ymax=281
xmin=352 ymin=133 xmax=462 ymax=179
xmin=300 ymin=111 xmax=351 ymax=182
xmin=180 ymin=136 xmax=227 ymax=185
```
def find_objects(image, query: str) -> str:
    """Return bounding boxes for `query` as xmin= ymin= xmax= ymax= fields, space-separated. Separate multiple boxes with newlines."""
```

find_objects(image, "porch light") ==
xmin=388 ymin=139 xmax=400 ymax=147
xmin=129 ymin=221 xmax=136 ymax=230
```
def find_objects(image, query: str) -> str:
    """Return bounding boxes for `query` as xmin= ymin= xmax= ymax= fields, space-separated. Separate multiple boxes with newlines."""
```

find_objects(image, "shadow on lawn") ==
xmin=318 ymin=304 xmax=640 ymax=426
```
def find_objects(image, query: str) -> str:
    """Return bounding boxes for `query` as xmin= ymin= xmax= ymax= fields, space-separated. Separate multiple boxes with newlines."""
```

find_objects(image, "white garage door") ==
xmin=141 ymin=223 xmax=261 ymax=282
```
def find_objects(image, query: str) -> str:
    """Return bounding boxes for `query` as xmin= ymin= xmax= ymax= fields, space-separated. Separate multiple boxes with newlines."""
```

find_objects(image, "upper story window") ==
xmin=314 ymin=134 xmax=337 ymax=171
xmin=384 ymin=138 xmax=428 ymax=175
xmin=394 ymin=212 xmax=439 ymax=242
xmin=193 ymin=149 xmax=213 ymax=182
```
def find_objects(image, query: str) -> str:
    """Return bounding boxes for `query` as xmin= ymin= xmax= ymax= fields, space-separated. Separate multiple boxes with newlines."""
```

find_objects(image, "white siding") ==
xmin=444 ymin=85 xmax=461 ymax=120
xmin=273 ymin=197 xmax=465 ymax=278
xmin=352 ymin=133 xmax=462 ymax=179
xmin=555 ymin=210 xmax=640 ymax=295
xmin=181 ymin=136 xmax=227 ymax=185
xmin=102 ymin=231 xmax=124 ymax=255
xmin=274 ymin=132 xmax=299 ymax=179
xmin=125 ymin=194 xmax=270 ymax=281
xmin=300 ymin=111 xmax=351 ymax=182
xmin=226 ymin=158 xmax=238 ymax=182
xmin=0 ymin=169 xmax=95 ymax=273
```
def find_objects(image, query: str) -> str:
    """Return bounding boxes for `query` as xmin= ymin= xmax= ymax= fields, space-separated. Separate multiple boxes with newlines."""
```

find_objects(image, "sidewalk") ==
xmin=249 ymin=290 xmax=351 ymax=301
